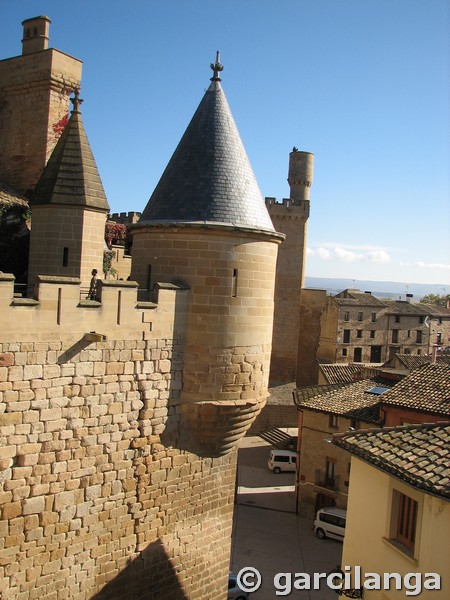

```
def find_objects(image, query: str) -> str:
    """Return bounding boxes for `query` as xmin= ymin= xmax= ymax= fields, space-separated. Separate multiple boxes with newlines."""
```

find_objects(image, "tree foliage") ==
xmin=420 ymin=293 xmax=450 ymax=307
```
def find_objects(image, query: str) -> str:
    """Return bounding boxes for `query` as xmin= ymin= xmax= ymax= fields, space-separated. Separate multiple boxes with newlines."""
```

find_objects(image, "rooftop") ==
xmin=332 ymin=422 xmax=450 ymax=500
xmin=319 ymin=363 xmax=364 ymax=384
xmin=30 ymin=91 xmax=110 ymax=212
xmin=0 ymin=181 xmax=28 ymax=207
xmin=380 ymin=363 xmax=450 ymax=417
xmin=293 ymin=376 xmax=397 ymax=423
xmin=138 ymin=54 xmax=275 ymax=233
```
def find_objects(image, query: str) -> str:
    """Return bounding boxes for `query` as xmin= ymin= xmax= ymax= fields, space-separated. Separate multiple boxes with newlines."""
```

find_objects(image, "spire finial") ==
xmin=70 ymin=88 xmax=84 ymax=113
xmin=210 ymin=51 xmax=224 ymax=81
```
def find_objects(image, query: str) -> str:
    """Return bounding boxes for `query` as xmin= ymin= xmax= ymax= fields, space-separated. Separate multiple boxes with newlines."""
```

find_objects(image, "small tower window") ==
xmin=231 ymin=269 xmax=238 ymax=297
xmin=62 ymin=247 xmax=69 ymax=267
xmin=25 ymin=29 xmax=30 ymax=38
xmin=33 ymin=27 xmax=38 ymax=36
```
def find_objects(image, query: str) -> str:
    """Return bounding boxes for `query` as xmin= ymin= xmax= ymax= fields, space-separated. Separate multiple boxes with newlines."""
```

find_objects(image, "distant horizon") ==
xmin=304 ymin=275 xmax=449 ymax=298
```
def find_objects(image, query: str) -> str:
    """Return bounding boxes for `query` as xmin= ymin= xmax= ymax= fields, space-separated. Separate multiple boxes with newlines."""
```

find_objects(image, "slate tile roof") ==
xmin=293 ymin=377 xmax=395 ymax=423
xmin=138 ymin=72 xmax=275 ymax=233
xmin=319 ymin=363 xmax=364 ymax=384
xmin=380 ymin=363 xmax=450 ymax=417
xmin=332 ymin=422 xmax=450 ymax=500
xmin=30 ymin=97 xmax=110 ymax=212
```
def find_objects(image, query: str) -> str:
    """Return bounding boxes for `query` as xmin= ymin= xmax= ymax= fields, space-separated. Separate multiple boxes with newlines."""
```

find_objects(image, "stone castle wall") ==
xmin=0 ymin=274 xmax=236 ymax=599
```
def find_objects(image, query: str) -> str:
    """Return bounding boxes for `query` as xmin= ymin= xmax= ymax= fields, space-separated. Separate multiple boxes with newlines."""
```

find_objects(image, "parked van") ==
xmin=314 ymin=507 xmax=346 ymax=541
xmin=267 ymin=449 xmax=297 ymax=473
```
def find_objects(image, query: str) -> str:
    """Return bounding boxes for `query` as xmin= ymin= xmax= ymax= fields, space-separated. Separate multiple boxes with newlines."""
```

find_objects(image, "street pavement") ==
xmin=230 ymin=433 xmax=342 ymax=599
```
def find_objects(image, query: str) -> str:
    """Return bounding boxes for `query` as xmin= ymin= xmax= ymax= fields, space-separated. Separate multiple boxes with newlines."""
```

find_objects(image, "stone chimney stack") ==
xmin=22 ymin=16 xmax=51 ymax=55
xmin=288 ymin=149 xmax=314 ymax=203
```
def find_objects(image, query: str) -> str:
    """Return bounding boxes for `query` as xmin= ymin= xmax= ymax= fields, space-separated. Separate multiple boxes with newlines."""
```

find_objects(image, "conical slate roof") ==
xmin=138 ymin=57 xmax=275 ymax=232
xmin=30 ymin=92 xmax=110 ymax=211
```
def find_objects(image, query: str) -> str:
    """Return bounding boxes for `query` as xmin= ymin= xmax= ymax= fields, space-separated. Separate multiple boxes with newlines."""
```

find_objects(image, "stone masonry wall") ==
xmin=0 ymin=49 xmax=82 ymax=194
xmin=0 ymin=276 xmax=237 ymax=599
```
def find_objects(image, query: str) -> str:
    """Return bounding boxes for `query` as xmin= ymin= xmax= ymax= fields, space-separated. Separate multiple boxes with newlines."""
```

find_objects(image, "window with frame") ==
xmin=357 ymin=312 xmax=363 ymax=322
xmin=344 ymin=311 xmax=350 ymax=321
xmin=329 ymin=414 xmax=339 ymax=428
xmin=342 ymin=348 xmax=348 ymax=357
xmin=356 ymin=329 xmax=362 ymax=339
xmin=325 ymin=458 xmax=337 ymax=483
xmin=395 ymin=315 xmax=401 ymax=323
xmin=370 ymin=330 xmax=375 ymax=339
xmin=343 ymin=329 xmax=351 ymax=343
xmin=392 ymin=329 xmax=399 ymax=343
xmin=371 ymin=312 xmax=377 ymax=322
xmin=391 ymin=490 xmax=418 ymax=553
xmin=419 ymin=316 xmax=425 ymax=324
xmin=416 ymin=330 xmax=423 ymax=343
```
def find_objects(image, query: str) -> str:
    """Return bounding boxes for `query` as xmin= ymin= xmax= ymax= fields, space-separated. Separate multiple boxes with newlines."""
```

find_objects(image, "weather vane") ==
xmin=210 ymin=51 xmax=224 ymax=81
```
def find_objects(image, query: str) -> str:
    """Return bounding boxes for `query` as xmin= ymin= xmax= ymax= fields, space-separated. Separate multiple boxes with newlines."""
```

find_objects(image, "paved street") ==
xmin=230 ymin=434 xmax=342 ymax=599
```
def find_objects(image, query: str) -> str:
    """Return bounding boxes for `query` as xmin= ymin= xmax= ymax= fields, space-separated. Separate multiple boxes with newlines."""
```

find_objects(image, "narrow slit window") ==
xmin=62 ymin=247 xmax=69 ymax=267
xmin=231 ymin=269 xmax=238 ymax=297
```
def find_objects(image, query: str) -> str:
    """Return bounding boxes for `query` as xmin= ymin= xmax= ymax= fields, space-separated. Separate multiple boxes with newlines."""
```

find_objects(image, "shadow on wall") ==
xmin=90 ymin=538 xmax=189 ymax=600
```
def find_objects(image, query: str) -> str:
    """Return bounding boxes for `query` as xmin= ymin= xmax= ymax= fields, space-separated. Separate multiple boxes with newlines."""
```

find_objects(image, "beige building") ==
xmin=293 ymin=371 xmax=401 ymax=518
xmin=294 ymin=363 xmax=450 ymax=519
xmin=333 ymin=422 xmax=450 ymax=599
xmin=297 ymin=288 xmax=450 ymax=384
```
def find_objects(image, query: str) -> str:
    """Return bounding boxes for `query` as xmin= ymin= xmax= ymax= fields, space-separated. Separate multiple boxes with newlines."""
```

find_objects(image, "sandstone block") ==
xmin=22 ymin=496 xmax=45 ymax=515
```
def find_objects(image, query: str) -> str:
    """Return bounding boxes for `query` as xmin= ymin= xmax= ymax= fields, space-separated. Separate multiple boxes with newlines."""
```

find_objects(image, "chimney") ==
xmin=406 ymin=293 xmax=413 ymax=303
xmin=431 ymin=344 xmax=438 ymax=364
xmin=22 ymin=16 xmax=51 ymax=55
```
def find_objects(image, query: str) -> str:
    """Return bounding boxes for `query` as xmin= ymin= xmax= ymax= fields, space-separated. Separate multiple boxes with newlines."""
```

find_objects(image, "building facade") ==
xmin=333 ymin=423 xmax=449 ymax=599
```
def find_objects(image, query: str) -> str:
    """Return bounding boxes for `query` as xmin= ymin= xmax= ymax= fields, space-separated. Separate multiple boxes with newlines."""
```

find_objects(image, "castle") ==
xmin=0 ymin=18 xmax=312 ymax=599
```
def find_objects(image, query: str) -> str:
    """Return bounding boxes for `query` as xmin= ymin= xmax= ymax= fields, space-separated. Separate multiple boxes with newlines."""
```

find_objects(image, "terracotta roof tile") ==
xmin=332 ymin=422 xmax=450 ymax=500
xmin=293 ymin=377 xmax=394 ymax=423
xmin=380 ymin=363 xmax=450 ymax=417
xmin=319 ymin=363 xmax=364 ymax=384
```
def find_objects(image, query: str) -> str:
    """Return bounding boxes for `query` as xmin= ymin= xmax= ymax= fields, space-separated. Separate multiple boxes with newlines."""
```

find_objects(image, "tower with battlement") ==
xmin=266 ymin=149 xmax=314 ymax=385
xmin=0 ymin=16 xmax=82 ymax=195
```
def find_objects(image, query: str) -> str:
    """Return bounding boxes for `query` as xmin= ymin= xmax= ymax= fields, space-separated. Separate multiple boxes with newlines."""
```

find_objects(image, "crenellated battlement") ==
xmin=265 ymin=196 xmax=310 ymax=221
xmin=0 ymin=273 xmax=189 ymax=344
xmin=108 ymin=211 xmax=142 ymax=225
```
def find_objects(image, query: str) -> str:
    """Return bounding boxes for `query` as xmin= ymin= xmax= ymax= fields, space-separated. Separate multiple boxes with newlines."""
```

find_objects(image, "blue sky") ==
xmin=2 ymin=0 xmax=449 ymax=287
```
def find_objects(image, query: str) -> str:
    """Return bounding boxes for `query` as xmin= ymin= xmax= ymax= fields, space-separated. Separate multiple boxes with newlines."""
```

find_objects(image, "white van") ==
xmin=314 ymin=507 xmax=346 ymax=541
xmin=267 ymin=449 xmax=297 ymax=473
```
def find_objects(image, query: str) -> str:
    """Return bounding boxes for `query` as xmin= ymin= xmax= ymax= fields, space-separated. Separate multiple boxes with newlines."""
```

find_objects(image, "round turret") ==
xmin=288 ymin=149 xmax=314 ymax=203
xmin=131 ymin=56 xmax=284 ymax=455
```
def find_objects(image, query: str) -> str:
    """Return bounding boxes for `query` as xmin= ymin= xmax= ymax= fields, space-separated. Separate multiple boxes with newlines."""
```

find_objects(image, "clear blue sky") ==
xmin=2 ymin=0 xmax=449 ymax=287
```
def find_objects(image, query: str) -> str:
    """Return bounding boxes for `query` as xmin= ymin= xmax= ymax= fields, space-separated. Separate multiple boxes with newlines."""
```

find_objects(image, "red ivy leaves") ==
xmin=105 ymin=222 xmax=128 ymax=249
xmin=53 ymin=113 xmax=69 ymax=138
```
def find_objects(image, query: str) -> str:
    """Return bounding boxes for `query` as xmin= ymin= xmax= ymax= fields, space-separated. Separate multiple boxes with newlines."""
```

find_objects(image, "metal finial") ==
xmin=210 ymin=51 xmax=224 ymax=81
xmin=70 ymin=89 xmax=84 ymax=113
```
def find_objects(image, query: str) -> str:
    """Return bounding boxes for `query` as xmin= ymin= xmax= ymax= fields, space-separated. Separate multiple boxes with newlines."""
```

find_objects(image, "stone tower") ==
xmin=27 ymin=91 xmax=110 ymax=289
xmin=0 ymin=16 xmax=82 ymax=195
xmin=266 ymin=149 xmax=314 ymax=385
xmin=131 ymin=53 xmax=284 ymax=455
